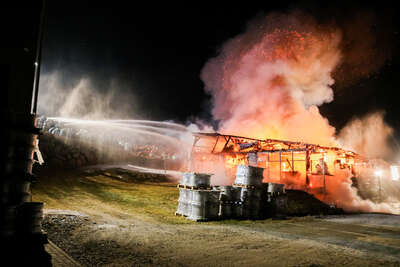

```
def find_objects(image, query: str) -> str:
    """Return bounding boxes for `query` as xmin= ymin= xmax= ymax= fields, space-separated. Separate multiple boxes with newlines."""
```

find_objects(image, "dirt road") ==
xmin=34 ymin=169 xmax=400 ymax=266
xmin=42 ymin=210 xmax=400 ymax=266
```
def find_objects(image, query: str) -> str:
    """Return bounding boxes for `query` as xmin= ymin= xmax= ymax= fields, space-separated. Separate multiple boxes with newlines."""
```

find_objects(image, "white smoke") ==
xmin=38 ymin=71 xmax=137 ymax=119
xmin=338 ymin=112 xmax=394 ymax=159
xmin=201 ymin=11 xmax=341 ymax=146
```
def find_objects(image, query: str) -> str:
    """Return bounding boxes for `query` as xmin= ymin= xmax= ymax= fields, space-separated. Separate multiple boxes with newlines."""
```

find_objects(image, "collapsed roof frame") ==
xmin=190 ymin=133 xmax=365 ymax=192
xmin=192 ymin=132 xmax=361 ymax=158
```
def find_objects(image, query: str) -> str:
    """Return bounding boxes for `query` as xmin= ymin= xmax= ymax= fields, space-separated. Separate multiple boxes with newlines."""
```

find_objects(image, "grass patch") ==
xmin=32 ymin=168 xmax=192 ymax=224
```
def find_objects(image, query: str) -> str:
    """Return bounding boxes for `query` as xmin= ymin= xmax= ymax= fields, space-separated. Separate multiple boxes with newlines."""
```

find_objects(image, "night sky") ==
xmin=40 ymin=2 xmax=399 ymax=134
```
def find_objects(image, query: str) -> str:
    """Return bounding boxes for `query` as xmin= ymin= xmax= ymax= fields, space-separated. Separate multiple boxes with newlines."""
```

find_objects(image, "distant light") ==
xmin=374 ymin=169 xmax=383 ymax=178
xmin=391 ymin=166 xmax=399 ymax=181
xmin=34 ymin=62 xmax=38 ymax=66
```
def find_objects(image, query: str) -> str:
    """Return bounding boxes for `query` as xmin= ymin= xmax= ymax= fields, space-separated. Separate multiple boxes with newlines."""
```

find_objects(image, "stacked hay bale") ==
xmin=176 ymin=165 xmax=287 ymax=221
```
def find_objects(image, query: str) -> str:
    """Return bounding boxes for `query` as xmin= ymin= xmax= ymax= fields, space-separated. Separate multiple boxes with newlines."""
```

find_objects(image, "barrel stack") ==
xmin=176 ymin=165 xmax=287 ymax=221
xmin=1 ymin=113 xmax=51 ymax=265
xmin=176 ymin=172 xmax=219 ymax=221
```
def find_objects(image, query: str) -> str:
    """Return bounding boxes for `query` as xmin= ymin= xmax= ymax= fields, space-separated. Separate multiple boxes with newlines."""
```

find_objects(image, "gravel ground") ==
xmin=321 ymin=213 xmax=400 ymax=226
xmin=43 ymin=213 xmax=155 ymax=266
xmin=42 ymin=211 xmax=400 ymax=267
xmin=43 ymin=214 xmax=95 ymax=266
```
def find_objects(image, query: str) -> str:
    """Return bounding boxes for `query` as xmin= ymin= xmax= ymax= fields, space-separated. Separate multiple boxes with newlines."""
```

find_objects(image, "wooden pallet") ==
xmin=219 ymin=200 xmax=243 ymax=205
xmin=232 ymin=184 xmax=258 ymax=189
xmin=177 ymin=184 xmax=212 ymax=190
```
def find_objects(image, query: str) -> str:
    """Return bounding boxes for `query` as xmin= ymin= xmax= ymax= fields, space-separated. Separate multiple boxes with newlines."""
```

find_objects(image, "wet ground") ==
xmin=42 ymin=210 xmax=400 ymax=267
xmin=34 ymin=168 xmax=400 ymax=266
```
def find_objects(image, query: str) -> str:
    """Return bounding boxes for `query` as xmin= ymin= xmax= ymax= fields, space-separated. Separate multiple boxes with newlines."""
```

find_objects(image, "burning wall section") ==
xmin=189 ymin=133 xmax=398 ymax=211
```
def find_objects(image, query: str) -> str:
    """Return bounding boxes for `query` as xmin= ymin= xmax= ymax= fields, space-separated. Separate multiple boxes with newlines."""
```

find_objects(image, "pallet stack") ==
xmin=176 ymin=173 xmax=220 ymax=221
xmin=176 ymin=165 xmax=287 ymax=221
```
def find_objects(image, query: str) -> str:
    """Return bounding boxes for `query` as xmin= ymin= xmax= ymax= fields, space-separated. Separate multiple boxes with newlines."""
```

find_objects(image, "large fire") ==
xmin=201 ymin=12 xmax=340 ymax=146
xmin=196 ymin=11 xmax=399 ymax=214
xmin=190 ymin=133 xmax=399 ymax=214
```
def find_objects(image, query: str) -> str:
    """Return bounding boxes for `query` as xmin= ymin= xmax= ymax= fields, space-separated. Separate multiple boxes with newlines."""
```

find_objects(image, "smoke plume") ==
xmin=338 ymin=112 xmax=394 ymax=159
xmin=201 ymin=10 xmax=398 ymax=214
xmin=201 ymin=11 xmax=341 ymax=146
xmin=38 ymin=71 xmax=137 ymax=119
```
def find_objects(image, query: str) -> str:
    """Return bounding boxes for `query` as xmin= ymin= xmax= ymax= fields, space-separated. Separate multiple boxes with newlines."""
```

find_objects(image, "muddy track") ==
xmin=43 ymin=210 xmax=400 ymax=267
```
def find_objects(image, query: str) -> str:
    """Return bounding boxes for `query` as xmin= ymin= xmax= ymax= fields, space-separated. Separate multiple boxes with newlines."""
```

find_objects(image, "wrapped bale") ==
xmin=234 ymin=165 xmax=264 ymax=186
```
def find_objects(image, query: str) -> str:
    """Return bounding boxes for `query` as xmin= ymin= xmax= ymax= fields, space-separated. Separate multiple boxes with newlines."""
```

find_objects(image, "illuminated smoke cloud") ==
xmin=201 ymin=11 xmax=398 ymax=214
xmin=338 ymin=112 xmax=394 ymax=159
xmin=201 ymin=11 xmax=341 ymax=146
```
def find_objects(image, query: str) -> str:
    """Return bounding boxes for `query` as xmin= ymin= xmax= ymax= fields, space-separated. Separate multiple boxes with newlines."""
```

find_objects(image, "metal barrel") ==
xmin=178 ymin=188 xmax=186 ymax=203
xmin=235 ymin=165 xmax=264 ymax=186
xmin=182 ymin=172 xmax=211 ymax=187
xmin=0 ymin=178 xmax=31 ymax=206
xmin=180 ymin=173 xmax=189 ymax=186
xmin=206 ymin=202 xmax=220 ymax=219
xmin=5 ymin=143 xmax=36 ymax=160
xmin=219 ymin=186 xmax=233 ymax=201
xmin=2 ymin=113 xmax=39 ymax=175
xmin=177 ymin=188 xmax=187 ymax=215
xmin=247 ymin=200 xmax=261 ymax=219
xmin=177 ymin=188 xmax=194 ymax=216
xmin=232 ymin=203 xmax=243 ymax=218
xmin=0 ymin=206 xmax=17 ymax=237
xmin=219 ymin=202 xmax=232 ymax=218
xmin=188 ymin=190 xmax=219 ymax=221
xmin=4 ymin=159 xmax=34 ymax=176
xmin=191 ymin=190 xmax=209 ymax=204
xmin=17 ymin=202 xmax=44 ymax=234
xmin=268 ymin=183 xmax=285 ymax=194
xmin=273 ymin=195 xmax=288 ymax=216
xmin=239 ymin=188 xmax=263 ymax=219
xmin=231 ymin=187 xmax=241 ymax=202
xmin=176 ymin=201 xmax=186 ymax=216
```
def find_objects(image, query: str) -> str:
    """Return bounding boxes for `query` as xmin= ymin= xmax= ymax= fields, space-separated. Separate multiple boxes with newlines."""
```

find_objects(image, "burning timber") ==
xmin=187 ymin=132 xmax=400 ymax=213
xmin=190 ymin=132 xmax=369 ymax=193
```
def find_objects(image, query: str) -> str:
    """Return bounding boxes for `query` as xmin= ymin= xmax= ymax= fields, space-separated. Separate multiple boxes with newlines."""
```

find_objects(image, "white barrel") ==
xmin=234 ymin=165 xmax=264 ymax=186
xmin=268 ymin=183 xmax=285 ymax=194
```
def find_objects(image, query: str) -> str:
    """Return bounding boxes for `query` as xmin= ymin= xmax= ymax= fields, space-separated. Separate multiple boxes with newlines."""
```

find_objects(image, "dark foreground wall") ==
xmin=1 ymin=2 xmax=52 ymax=266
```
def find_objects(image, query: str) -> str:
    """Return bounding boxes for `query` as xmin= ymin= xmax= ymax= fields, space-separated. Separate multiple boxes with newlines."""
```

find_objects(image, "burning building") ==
xmin=173 ymin=131 xmax=400 ymax=221
xmin=187 ymin=132 xmax=397 ymax=207
xmin=191 ymin=133 xmax=361 ymax=185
